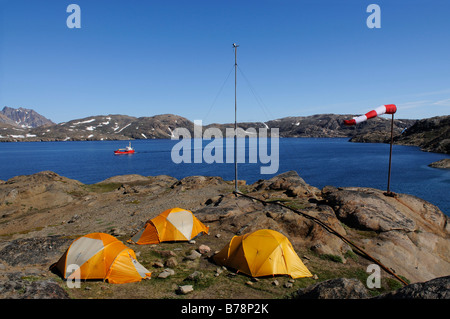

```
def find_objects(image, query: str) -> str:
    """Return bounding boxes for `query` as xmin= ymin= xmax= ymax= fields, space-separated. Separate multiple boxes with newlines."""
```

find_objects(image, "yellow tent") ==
xmin=129 ymin=207 xmax=209 ymax=245
xmin=213 ymin=229 xmax=312 ymax=279
xmin=55 ymin=232 xmax=151 ymax=284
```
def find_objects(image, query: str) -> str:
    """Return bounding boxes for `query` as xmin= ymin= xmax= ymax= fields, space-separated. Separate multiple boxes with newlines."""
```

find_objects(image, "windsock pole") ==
xmin=344 ymin=104 xmax=397 ymax=196
xmin=386 ymin=113 xmax=394 ymax=195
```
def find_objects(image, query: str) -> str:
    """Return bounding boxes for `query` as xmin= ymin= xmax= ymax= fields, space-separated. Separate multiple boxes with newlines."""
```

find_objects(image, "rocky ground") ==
xmin=0 ymin=170 xmax=449 ymax=299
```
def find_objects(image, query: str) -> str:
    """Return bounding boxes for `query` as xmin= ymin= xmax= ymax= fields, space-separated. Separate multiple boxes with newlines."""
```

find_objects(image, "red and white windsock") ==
xmin=344 ymin=104 xmax=397 ymax=126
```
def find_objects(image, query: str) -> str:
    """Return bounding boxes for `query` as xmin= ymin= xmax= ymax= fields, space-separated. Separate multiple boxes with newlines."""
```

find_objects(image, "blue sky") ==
xmin=0 ymin=0 xmax=449 ymax=124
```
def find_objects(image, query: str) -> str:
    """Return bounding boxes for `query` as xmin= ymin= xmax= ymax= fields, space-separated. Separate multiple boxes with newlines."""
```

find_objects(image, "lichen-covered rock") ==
xmin=376 ymin=276 xmax=450 ymax=299
xmin=322 ymin=186 xmax=450 ymax=282
xmin=0 ymin=236 xmax=71 ymax=266
xmin=252 ymin=171 xmax=321 ymax=198
xmin=0 ymin=273 xmax=69 ymax=299
xmin=292 ymin=278 xmax=370 ymax=299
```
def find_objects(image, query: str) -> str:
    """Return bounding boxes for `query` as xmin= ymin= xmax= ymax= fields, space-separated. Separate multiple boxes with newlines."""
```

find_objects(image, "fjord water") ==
xmin=0 ymin=138 xmax=449 ymax=215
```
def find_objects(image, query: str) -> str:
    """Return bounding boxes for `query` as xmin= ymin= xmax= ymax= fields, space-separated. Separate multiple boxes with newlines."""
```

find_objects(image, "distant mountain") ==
xmin=0 ymin=111 xmax=416 ymax=142
xmin=1 ymin=106 xmax=447 ymax=155
xmin=26 ymin=114 xmax=194 ymax=141
xmin=0 ymin=113 xmax=18 ymax=127
xmin=1 ymin=106 xmax=54 ymax=128
xmin=205 ymin=114 xmax=416 ymax=139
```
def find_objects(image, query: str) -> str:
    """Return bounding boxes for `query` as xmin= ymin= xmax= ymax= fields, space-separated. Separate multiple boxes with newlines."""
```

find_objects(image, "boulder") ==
xmin=157 ymin=268 xmax=175 ymax=279
xmin=0 ymin=171 xmax=82 ymax=211
xmin=186 ymin=271 xmax=204 ymax=282
xmin=185 ymin=250 xmax=202 ymax=260
xmin=0 ymin=273 xmax=69 ymax=299
xmin=198 ymin=244 xmax=211 ymax=255
xmin=293 ymin=278 xmax=370 ymax=299
xmin=177 ymin=285 xmax=194 ymax=295
xmin=322 ymin=186 xmax=417 ymax=232
xmin=164 ymin=257 xmax=178 ymax=268
xmin=252 ymin=171 xmax=320 ymax=198
xmin=0 ymin=236 xmax=72 ymax=266
xmin=322 ymin=186 xmax=450 ymax=283
xmin=375 ymin=275 xmax=450 ymax=299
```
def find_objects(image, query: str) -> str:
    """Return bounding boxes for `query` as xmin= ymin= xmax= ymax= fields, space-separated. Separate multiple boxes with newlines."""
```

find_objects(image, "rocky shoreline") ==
xmin=428 ymin=158 xmax=450 ymax=169
xmin=350 ymin=115 xmax=450 ymax=155
xmin=0 ymin=170 xmax=449 ymax=299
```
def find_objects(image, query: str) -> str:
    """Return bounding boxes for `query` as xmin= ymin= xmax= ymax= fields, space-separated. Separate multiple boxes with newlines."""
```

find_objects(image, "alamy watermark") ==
xmin=170 ymin=120 xmax=279 ymax=175
xmin=366 ymin=264 xmax=381 ymax=288
xmin=366 ymin=4 xmax=381 ymax=29
xmin=65 ymin=4 xmax=381 ymax=30
xmin=66 ymin=264 xmax=81 ymax=288
xmin=66 ymin=4 xmax=81 ymax=29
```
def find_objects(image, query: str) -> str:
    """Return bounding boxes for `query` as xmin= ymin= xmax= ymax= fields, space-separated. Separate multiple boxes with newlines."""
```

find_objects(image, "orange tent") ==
xmin=55 ymin=232 xmax=151 ymax=284
xmin=213 ymin=229 xmax=312 ymax=279
xmin=129 ymin=207 xmax=209 ymax=245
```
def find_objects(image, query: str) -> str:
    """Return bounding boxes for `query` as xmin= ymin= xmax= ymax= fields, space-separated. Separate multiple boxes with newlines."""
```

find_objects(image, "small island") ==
xmin=428 ymin=158 xmax=450 ymax=169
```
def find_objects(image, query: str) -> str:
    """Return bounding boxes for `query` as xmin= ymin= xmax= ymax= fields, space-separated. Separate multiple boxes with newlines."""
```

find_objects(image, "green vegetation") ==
xmin=320 ymin=254 xmax=343 ymax=263
xmin=83 ymin=183 xmax=122 ymax=193
xmin=344 ymin=250 xmax=359 ymax=262
xmin=126 ymin=200 xmax=141 ymax=205
xmin=264 ymin=198 xmax=307 ymax=211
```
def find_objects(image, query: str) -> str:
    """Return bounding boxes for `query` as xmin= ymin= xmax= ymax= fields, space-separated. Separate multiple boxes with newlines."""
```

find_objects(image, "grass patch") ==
xmin=344 ymin=250 xmax=359 ymax=262
xmin=126 ymin=200 xmax=141 ymax=205
xmin=264 ymin=198 xmax=307 ymax=211
xmin=83 ymin=183 xmax=122 ymax=193
xmin=285 ymin=202 xmax=307 ymax=211
xmin=320 ymin=254 xmax=343 ymax=263
xmin=385 ymin=277 xmax=404 ymax=291
xmin=21 ymin=275 xmax=41 ymax=282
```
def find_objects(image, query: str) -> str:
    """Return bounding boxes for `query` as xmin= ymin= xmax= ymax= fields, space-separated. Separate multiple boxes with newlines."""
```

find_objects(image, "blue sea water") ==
xmin=0 ymin=138 xmax=449 ymax=215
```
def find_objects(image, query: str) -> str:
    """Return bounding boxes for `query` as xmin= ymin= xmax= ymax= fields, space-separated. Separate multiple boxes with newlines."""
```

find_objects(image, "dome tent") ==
xmin=129 ymin=207 xmax=209 ymax=245
xmin=54 ymin=232 xmax=151 ymax=284
xmin=213 ymin=229 xmax=312 ymax=279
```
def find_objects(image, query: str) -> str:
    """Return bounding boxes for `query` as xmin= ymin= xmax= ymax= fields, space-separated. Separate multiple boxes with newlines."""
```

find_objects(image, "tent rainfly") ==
xmin=129 ymin=207 xmax=209 ymax=245
xmin=213 ymin=229 xmax=312 ymax=279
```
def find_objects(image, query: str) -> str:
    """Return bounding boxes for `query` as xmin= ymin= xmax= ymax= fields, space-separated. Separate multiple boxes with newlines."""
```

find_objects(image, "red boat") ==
xmin=114 ymin=142 xmax=135 ymax=155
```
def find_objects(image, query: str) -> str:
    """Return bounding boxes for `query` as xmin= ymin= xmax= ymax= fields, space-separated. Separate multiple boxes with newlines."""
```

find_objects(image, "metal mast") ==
xmin=233 ymin=43 xmax=239 ymax=193
xmin=386 ymin=113 xmax=394 ymax=195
